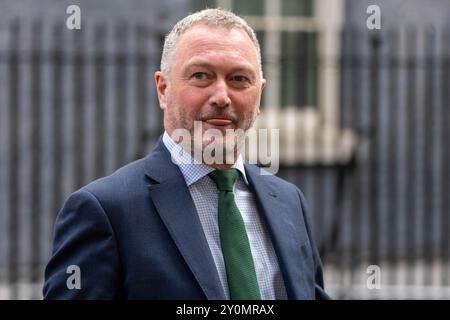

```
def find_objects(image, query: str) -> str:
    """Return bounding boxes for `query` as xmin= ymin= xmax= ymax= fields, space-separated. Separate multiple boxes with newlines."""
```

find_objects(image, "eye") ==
xmin=192 ymin=72 xmax=207 ymax=80
xmin=230 ymin=75 xmax=249 ymax=82
xmin=188 ymin=71 xmax=213 ymax=87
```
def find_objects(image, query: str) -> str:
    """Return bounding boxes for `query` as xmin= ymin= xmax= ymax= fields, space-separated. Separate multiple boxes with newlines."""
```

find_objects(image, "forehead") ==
xmin=172 ymin=24 xmax=259 ymax=69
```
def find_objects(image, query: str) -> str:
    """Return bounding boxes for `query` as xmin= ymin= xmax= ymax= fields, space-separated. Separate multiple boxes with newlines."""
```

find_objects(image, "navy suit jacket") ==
xmin=43 ymin=137 xmax=329 ymax=299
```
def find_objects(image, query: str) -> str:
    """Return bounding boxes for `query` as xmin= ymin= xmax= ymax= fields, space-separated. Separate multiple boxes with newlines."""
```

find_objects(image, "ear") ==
xmin=257 ymin=78 xmax=267 ymax=116
xmin=260 ymin=78 xmax=267 ymax=91
xmin=154 ymin=71 xmax=168 ymax=110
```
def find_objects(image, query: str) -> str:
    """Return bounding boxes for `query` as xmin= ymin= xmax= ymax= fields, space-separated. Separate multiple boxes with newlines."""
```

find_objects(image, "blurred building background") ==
xmin=0 ymin=0 xmax=449 ymax=299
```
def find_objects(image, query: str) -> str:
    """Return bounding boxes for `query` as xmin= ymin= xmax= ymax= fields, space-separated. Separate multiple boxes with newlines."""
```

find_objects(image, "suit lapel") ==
xmin=144 ymin=139 xmax=226 ymax=299
xmin=245 ymin=164 xmax=310 ymax=299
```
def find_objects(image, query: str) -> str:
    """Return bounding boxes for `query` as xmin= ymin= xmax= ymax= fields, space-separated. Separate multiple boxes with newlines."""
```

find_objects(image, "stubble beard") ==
xmin=166 ymin=104 xmax=258 ymax=166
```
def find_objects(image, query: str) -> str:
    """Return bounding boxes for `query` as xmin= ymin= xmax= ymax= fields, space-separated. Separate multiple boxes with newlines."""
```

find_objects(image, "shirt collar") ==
xmin=162 ymin=131 xmax=248 ymax=186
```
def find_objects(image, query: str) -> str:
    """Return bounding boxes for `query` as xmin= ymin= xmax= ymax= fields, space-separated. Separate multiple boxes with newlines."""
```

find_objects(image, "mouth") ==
xmin=203 ymin=118 xmax=233 ymax=127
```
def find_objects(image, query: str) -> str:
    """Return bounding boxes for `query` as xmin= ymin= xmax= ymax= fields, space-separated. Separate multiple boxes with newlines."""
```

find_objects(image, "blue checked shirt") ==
xmin=162 ymin=132 xmax=287 ymax=300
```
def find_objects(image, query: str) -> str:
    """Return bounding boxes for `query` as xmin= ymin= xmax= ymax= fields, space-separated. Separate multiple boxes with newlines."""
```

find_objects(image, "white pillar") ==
xmin=316 ymin=0 xmax=344 ymax=162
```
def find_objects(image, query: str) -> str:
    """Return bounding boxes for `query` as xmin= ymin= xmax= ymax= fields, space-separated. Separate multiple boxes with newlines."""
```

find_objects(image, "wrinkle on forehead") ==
xmin=171 ymin=24 xmax=260 ymax=76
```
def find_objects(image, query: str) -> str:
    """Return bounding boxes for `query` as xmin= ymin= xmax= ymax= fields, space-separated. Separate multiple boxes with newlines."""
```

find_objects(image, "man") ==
xmin=44 ymin=8 xmax=329 ymax=300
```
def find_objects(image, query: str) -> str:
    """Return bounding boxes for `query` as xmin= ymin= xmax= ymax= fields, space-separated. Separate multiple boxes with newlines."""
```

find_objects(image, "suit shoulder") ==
xmin=81 ymin=157 xmax=148 ymax=200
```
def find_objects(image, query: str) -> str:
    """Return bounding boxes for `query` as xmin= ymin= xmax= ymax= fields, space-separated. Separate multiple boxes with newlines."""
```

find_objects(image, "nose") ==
xmin=208 ymin=78 xmax=231 ymax=108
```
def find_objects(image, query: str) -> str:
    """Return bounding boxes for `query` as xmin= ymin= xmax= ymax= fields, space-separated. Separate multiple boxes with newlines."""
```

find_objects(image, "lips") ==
xmin=204 ymin=118 xmax=233 ymax=126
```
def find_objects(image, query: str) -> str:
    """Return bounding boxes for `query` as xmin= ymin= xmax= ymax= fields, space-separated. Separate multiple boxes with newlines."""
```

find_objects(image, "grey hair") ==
xmin=160 ymin=8 xmax=263 ymax=78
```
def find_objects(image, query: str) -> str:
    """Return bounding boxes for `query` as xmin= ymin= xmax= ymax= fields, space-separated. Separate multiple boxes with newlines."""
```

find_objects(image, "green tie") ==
xmin=209 ymin=169 xmax=261 ymax=300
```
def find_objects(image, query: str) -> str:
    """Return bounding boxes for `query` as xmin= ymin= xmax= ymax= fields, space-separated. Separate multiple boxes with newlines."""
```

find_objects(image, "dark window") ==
xmin=281 ymin=31 xmax=317 ymax=108
xmin=281 ymin=0 xmax=314 ymax=17
xmin=234 ymin=0 xmax=265 ymax=16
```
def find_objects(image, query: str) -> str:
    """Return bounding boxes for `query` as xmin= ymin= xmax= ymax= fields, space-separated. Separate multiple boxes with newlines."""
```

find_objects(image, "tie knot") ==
xmin=209 ymin=169 xmax=238 ymax=192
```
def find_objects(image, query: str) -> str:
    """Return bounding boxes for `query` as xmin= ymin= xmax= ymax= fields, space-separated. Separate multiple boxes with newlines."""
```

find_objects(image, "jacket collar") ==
xmin=144 ymin=137 xmax=226 ymax=299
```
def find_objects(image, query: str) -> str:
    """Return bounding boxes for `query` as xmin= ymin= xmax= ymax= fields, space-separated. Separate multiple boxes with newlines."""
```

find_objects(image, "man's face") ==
xmin=155 ymin=24 xmax=266 ymax=162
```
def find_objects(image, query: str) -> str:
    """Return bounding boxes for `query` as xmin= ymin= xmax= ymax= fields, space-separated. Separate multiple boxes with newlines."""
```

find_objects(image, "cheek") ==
xmin=234 ymin=89 xmax=261 ymax=112
xmin=176 ymin=87 xmax=208 ymax=112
